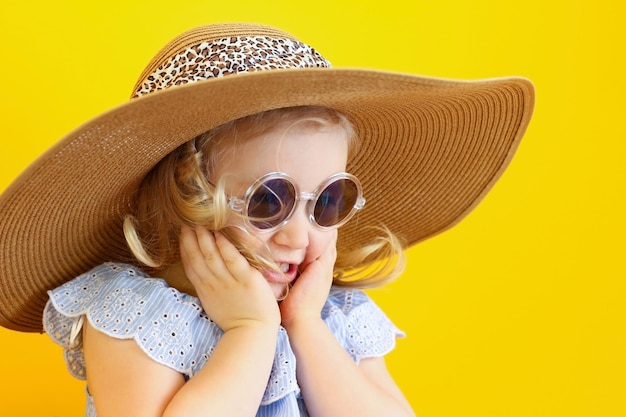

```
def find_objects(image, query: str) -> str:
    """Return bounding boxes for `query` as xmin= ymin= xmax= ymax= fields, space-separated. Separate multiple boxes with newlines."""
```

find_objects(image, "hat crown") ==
xmin=131 ymin=23 xmax=331 ymax=98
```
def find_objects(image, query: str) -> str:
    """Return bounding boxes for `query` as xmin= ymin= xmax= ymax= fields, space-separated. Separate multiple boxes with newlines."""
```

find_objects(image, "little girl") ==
xmin=0 ymin=23 xmax=534 ymax=417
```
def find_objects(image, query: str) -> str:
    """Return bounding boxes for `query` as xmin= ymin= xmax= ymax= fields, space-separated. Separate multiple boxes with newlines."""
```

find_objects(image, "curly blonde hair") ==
xmin=124 ymin=106 xmax=405 ymax=289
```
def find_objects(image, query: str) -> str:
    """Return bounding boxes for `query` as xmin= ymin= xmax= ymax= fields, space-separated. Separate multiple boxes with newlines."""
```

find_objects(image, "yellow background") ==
xmin=1 ymin=0 xmax=624 ymax=416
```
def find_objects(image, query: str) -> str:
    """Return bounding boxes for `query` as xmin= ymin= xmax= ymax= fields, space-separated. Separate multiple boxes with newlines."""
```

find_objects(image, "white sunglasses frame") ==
xmin=227 ymin=171 xmax=366 ymax=233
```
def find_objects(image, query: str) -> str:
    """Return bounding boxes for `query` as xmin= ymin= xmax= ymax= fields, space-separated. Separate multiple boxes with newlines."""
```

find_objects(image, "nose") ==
xmin=271 ymin=202 xmax=310 ymax=249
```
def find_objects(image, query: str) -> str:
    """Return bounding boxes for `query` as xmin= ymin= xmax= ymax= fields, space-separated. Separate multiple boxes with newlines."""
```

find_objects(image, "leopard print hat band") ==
xmin=132 ymin=25 xmax=331 ymax=98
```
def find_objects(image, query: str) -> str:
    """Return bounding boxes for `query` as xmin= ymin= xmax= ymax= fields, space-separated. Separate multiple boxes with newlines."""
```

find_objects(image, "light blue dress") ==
xmin=44 ymin=262 xmax=403 ymax=416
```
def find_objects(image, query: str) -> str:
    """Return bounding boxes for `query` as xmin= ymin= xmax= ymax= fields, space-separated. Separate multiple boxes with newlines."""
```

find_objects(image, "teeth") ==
xmin=279 ymin=263 xmax=290 ymax=273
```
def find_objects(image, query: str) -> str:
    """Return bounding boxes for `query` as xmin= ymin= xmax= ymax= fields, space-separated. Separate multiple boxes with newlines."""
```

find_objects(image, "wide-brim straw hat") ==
xmin=0 ymin=23 xmax=534 ymax=332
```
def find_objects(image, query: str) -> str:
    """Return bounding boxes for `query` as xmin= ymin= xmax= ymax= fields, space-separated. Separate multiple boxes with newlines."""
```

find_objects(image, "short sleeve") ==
xmin=322 ymin=288 xmax=405 ymax=363
xmin=43 ymin=263 xmax=222 ymax=379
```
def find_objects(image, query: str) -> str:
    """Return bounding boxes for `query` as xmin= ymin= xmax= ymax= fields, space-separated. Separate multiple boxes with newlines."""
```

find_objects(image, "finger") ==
xmin=317 ymin=231 xmax=338 ymax=269
xmin=213 ymin=231 xmax=260 ymax=282
xmin=294 ymin=231 xmax=336 ymax=287
xmin=180 ymin=226 xmax=230 ymax=287
xmin=192 ymin=226 xmax=233 ymax=282
xmin=179 ymin=226 xmax=214 ymax=284
xmin=179 ymin=226 xmax=201 ymax=274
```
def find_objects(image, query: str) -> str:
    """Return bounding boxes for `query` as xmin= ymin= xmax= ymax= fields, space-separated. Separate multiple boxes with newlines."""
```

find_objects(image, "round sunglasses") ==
xmin=227 ymin=172 xmax=366 ymax=232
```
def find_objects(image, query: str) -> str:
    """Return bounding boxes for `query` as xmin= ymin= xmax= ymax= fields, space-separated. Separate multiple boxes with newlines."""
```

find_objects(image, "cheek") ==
xmin=225 ymin=224 xmax=271 ymax=250
xmin=222 ymin=209 xmax=271 ymax=245
xmin=305 ymin=229 xmax=338 ymax=262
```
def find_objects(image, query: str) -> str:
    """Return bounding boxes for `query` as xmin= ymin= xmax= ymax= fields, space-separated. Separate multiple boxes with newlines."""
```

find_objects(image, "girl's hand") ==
xmin=280 ymin=231 xmax=337 ymax=329
xmin=180 ymin=226 xmax=281 ymax=332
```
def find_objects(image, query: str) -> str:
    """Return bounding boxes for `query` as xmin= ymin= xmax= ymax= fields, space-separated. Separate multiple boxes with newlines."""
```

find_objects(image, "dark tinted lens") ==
xmin=314 ymin=178 xmax=359 ymax=227
xmin=248 ymin=178 xmax=296 ymax=229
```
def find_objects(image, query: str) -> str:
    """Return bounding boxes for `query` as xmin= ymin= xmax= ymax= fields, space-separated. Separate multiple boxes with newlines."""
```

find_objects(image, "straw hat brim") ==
xmin=0 ymin=67 xmax=534 ymax=332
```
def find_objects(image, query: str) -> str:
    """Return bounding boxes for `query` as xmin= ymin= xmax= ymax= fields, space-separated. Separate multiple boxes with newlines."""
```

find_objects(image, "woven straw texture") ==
xmin=0 ymin=24 xmax=534 ymax=332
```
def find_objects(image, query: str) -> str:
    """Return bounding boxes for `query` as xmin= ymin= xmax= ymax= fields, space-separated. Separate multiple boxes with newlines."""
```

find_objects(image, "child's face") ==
xmin=213 ymin=122 xmax=349 ymax=298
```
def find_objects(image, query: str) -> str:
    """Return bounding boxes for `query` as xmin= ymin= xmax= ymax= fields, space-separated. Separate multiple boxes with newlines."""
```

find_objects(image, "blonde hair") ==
xmin=124 ymin=106 xmax=405 ymax=289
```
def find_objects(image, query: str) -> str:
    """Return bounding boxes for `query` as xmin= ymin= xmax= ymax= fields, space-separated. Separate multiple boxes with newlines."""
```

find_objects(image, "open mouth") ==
xmin=279 ymin=262 xmax=299 ymax=281
xmin=264 ymin=262 xmax=299 ymax=283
